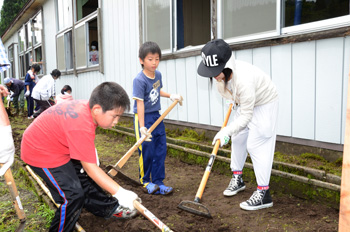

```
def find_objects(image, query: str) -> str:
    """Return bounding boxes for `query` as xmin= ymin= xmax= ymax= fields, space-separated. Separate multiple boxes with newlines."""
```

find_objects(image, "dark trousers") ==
xmin=26 ymin=95 xmax=34 ymax=117
xmin=33 ymin=99 xmax=54 ymax=118
xmin=134 ymin=111 xmax=167 ymax=185
xmin=30 ymin=160 xmax=119 ymax=232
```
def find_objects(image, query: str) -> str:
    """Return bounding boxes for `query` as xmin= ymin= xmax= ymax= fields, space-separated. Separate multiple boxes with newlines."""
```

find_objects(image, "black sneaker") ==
xmin=223 ymin=174 xmax=246 ymax=196
xmin=240 ymin=189 xmax=273 ymax=211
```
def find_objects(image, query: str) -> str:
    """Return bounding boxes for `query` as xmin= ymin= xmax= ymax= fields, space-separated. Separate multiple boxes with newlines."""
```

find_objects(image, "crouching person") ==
xmin=4 ymin=77 xmax=25 ymax=115
xmin=21 ymin=82 xmax=140 ymax=232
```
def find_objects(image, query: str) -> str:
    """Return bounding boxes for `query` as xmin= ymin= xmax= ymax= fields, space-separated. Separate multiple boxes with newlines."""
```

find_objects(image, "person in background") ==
xmin=133 ymin=41 xmax=183 ymax=195
xmin=21 ymin=82 xmax=141 ymax=231
xmin=197 ymin=39 xmax=279 ymax=211
xmin=56 ymin=85 xmax=73 ymax=105
xmin=4 ymin=77 xmax=25 ymax=115
xmin=24 ymin=64 xmax=41 ymax=119
xmin=89 ymin=41 xmax=99 ymax=65
xmin=0 ymin=85 xmax=15 ymax=176
xmin=31 ymin=69 xmax=61 ymax=118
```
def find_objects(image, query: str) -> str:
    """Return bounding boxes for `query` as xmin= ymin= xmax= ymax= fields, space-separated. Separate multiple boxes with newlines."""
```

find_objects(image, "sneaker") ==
xmin=143 ymin=182 xmax=159 ymax=194
xmin=27 ymin=115 xmax=34 ymax=119
xmin=112 ymin=205 xmax=137 ymax=219
xmin=240 ymin=189 xmax=273 ymax=211
xmin=223 ymin=175 xmax=246 ymax=196
xmin=154 ymin=185 xmax=173 ymax=195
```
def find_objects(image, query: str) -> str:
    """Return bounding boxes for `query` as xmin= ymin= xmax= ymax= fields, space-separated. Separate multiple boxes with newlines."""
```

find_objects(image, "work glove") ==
xmin=140 ymin=127 xmax=152 ymax=142
xmin=24 ymin=90 xmax=30 ymax=97
xmin=212 ymin=127 xmax=231 ymax=147
xmin=170 ymin=94 xmax=183 ymax=106
xmin=113 ymin=187 xmax=141 ymax=211
xmin=6 ymin=95 xmax=11 ymax=102
xmin=0 ymin=125 xmax=15 ymax=176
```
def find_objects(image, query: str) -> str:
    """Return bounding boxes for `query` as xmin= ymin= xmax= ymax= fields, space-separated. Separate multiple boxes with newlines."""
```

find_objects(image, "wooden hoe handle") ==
xmin=108 ymin=100 xmax=180 ymax=177
xmin=195 ymin=104 xmax=233 ymax=201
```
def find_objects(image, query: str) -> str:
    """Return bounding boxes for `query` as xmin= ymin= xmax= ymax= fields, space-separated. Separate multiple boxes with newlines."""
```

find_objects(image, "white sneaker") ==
xmin=223 ymin=175 xmax=246 ymax=196
xmin=112 ymin=205 xmax=138 ymax=219
xmin=27 ymin=115 xmax=34 ymax=119
xmin=240 ymin=189 xmax=273 ymax=211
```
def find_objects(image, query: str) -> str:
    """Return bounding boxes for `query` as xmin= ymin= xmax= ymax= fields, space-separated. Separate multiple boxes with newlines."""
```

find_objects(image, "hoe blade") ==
xmin=178 ymin=200 xmax=212 ymax=218
xmin=106 ymin=165 xmax=142 ymax=187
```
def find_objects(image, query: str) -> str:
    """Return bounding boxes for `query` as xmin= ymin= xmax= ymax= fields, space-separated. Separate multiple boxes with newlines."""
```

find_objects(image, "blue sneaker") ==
xmin=143 ymin=182 xmax=159 ymax=194
xmin=154 ymin=185 xmax=173 ymax=195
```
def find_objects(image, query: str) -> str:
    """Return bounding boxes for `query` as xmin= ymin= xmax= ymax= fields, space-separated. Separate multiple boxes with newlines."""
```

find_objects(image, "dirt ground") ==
xmin=6 ymin=115 xmax=339 ymax=232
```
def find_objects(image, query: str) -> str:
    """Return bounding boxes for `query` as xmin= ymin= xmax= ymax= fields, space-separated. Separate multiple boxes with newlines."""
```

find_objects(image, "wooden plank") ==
xmin=339 ymin=54 xmax=350 ymax=232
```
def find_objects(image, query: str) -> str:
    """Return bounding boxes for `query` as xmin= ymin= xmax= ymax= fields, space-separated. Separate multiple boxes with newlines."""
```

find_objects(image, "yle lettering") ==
xmin=202 ymin=52 xmax=218 ymax=67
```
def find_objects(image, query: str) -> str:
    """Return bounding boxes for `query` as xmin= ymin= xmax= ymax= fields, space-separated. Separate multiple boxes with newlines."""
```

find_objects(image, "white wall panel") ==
xmin=209 ymin=78 xmax=224 ymax=127
xmin=292 ymin=41 xmax=316 ymax=140
xmin=315 ymin=38 xmax=343 ymax=143
xmin=342 ymin=36 xmax=350 ymax=143
xmin=271 ymin=44 xmax=292 ymax=136
xmin=236 ymin=49 xmax=252 ymax=63
xmin=165 ymin=60 xmax=178 ymax=120
xmin=253 ymin=47 xmax=271 ymax=76
xmin=196 ymin=55 xmax=211 ymax=125
xmin=158 ymin=62 xmax=169 ymax=118
xmin=185 ymin=56 xmax=199 ymax=123
xmin=175 ymin=59 xmax=187 ymax=121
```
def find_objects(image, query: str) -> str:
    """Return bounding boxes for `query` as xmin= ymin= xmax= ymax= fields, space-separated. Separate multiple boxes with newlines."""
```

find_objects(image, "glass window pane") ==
xmin=58 ymin=0 xmax=73 ymax=31
xmin=33 ymin=12 xmax=42 ymax=45
xmin=144 ymin=0 xmax=171 ymax=51
xmin=75 ymin=24 xmax=86 ymax=68
xmin=57 ymin=35 xmax=65 ymax=70
xmin=18 ymin=29 xmax=25 ymax=52
xmin=283 ymin=0 xmax=350 ymax=27
xmin=65 ymin=31 xmax=73 ymax=70
xmin=222 ymin=0 xmax=276 ymax=39
xmin=8 ymin=46 xmax=13 ymax=60
xmin=19 ymin=55 xmax=25 ymax=77
xmin=34 ymin=47 xmax=43 ymax=75
xmin=76 ymin=0 xmax=98 ymax=21
xmin=25 ymin=24 xmax=32 ymax=49
xmin=88 ymin=18 xmax=99 ymax=66
xmin=177 ymin=0 xmax=210 ymax=49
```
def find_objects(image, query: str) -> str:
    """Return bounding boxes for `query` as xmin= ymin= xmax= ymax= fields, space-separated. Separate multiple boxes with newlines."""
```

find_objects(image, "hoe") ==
xmin=178 ymin=103 xmax=233 ymax=218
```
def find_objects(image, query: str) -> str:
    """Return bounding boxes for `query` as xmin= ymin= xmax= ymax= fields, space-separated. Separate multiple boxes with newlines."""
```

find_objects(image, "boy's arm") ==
xmin=136 ymin=99 xmax=152 ymax=141
xmin=160 ymin=90 xmax=170 ymax=98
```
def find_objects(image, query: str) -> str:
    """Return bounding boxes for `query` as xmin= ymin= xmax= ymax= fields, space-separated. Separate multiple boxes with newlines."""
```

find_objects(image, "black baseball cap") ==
xmin=197 ymin=39 xmax=232 ymax=78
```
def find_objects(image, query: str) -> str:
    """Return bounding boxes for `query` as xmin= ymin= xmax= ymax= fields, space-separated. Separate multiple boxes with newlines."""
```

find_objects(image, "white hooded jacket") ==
xmin=216 ymin=56 xmax=278 ymax=137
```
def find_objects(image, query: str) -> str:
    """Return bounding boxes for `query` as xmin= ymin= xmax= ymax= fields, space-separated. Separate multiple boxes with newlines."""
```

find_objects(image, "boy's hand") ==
xmin=140 ymin=127 xmax=152 ymax=142
xmin=24 ymin=90 xmax=30 ymax=97
xmin=113 ymin=187 xmax=141 ymax=211
xmin=170 ymin=94 xmax=183 ymax=106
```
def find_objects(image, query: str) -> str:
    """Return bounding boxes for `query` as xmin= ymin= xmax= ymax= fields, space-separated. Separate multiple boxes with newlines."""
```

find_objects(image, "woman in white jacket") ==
xmin=32 ymin=69 xmax=61 ymax=118
xmin=197 ymin=39 xmax=279 ymax=211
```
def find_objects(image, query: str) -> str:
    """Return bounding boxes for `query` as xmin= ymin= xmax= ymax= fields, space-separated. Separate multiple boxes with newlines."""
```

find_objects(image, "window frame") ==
xmin=55 ymin=0 xmax=102 ymax=75
xmin=7 ymin=44 xmax=16 ymax=78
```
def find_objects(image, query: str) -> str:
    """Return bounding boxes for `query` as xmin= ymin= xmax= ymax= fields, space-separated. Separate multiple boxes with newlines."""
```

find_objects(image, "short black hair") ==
xmin=31 ymin=64 xmax=41 ymax=72
xmin=138 ymin=41 xmax=161 ymax=68
xmin=91 ymin=41 xmax=98 ymax=50
xmin=50 ymin=69 xmax=61 ymax=78
xmin=61 ymin=85 xmax=72 ymax=94
xmin=89 ymin=82 xmax=130 ymax=113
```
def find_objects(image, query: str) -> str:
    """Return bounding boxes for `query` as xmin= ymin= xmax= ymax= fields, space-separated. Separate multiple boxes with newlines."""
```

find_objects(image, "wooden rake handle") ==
xmin=26 ymin=166 xmax=86 ymax=232
xmin=133 ymin=200 xmax=173 ymax=232
xmin=108 ymin=99 xmax=180 ymax=177
xmin=195 ymin=104 xmax=233 ymax=201
xmin=1 ymin=164 xmax=26 ymax=221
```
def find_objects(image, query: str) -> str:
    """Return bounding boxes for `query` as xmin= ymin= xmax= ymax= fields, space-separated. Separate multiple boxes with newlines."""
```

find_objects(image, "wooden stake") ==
xmin=339 ymin=64 xmax=350 ymax=231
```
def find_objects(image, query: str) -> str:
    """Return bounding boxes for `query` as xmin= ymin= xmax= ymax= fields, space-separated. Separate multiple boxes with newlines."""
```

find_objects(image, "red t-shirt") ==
xmin=21 ymin=100 xmax=97 ymax=168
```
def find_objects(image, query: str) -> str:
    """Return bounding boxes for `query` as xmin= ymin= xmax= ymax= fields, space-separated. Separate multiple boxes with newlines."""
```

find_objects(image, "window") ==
xmin=56 ymin=0 xmax=100 ymax=72
xmin=57 ymin=0 xmax=73 ymax=31
xmin=8 ymin=45 xmax=15 ymax=78
xmin=143 ymin=0 xmax=211 ymax=52
xmin=18 ymin=11 xmax=44 ymax=78
xmin=222 ymin=0 xmax=276 ymax=39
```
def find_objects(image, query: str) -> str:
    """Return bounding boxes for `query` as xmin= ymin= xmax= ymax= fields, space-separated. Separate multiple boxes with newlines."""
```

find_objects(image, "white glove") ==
xmin=6 ymin=96 xmax=10 ymax=101
xmin=170 ymin=94 xmax=183 ymax=106
xmin=0 ymin=126 xmax=15 ymax=176
xmin=212 ymin=127 xmax=231 ymax=147
xmin=140 ymin=127 xmax=152 ymax=142
xmin=24 ymin=90 xmax=30 ymax=97
xmin=113 ymin=187 xmax=140 ymax=211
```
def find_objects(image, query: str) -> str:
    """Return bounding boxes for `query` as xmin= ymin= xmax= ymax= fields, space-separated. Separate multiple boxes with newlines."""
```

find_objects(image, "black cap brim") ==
xmin=197 ymin=61 xmax=226 ymax=78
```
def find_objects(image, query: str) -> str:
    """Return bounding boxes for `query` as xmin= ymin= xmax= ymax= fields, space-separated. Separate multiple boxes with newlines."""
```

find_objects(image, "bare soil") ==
xmin=6 ymin=116 xmax=339 ymax=232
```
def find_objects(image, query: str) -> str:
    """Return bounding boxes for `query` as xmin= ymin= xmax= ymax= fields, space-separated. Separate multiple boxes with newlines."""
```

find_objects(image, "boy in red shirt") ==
xmin=21 ymin=82 xmax=140 ymax=232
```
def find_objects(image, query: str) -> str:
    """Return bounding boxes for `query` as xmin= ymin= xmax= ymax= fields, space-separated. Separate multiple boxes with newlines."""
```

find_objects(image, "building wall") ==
xmin=1 ymin=0 xmax=349 ymax=146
